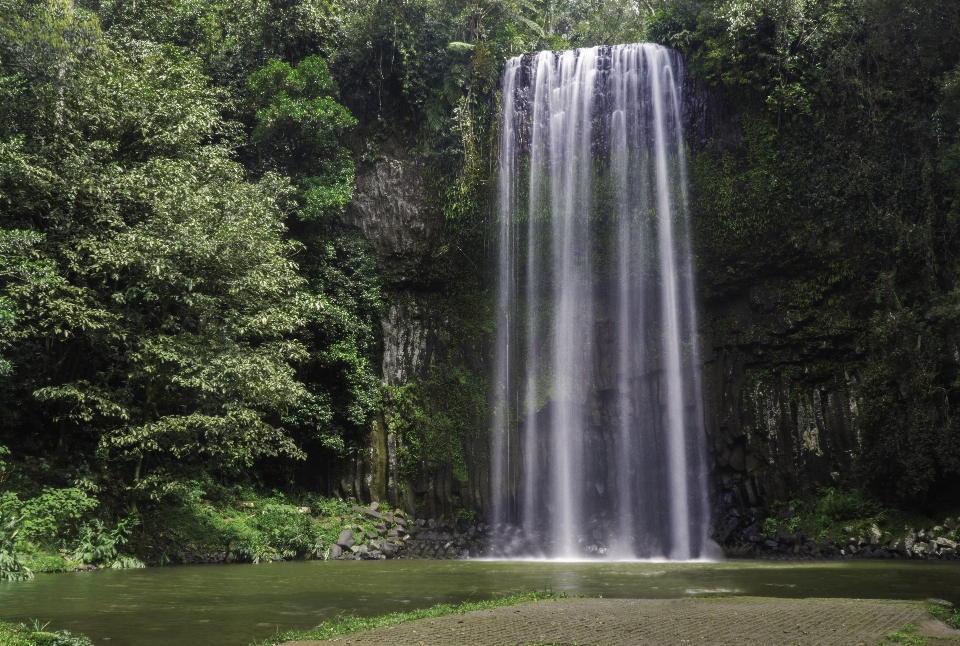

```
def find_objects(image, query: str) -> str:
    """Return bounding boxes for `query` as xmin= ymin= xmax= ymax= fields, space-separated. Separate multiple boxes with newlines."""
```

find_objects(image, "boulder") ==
xmin=328 ymin=545 xmax=343 ymax=559
xmin=713 ymin=514 xmax=741 ymax=544
xmin=904 ymin=531 xmax=917 ymax=550
xmin=353 ymin=506 xmax=383 ymax=520
xmin=337 ymin=529 xmax=355 ymax=549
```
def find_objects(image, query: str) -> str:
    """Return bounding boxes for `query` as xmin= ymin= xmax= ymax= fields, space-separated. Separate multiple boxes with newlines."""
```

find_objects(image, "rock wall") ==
xmin=342 ymin=139 xmax=441 ymax=278
xmin=335 ymin=138 xmax=439 ymax=508
xmin=342 ymin=136 xmax=863 ymax=537
xmin=702 ymin=281 xmax=863 ymax=542
xmin=339 ymin=138 xmax=489 ymax=522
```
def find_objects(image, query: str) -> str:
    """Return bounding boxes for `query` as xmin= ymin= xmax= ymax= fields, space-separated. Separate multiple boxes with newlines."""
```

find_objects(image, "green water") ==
xmin=1 ymin=560 xmax=957 ymax=646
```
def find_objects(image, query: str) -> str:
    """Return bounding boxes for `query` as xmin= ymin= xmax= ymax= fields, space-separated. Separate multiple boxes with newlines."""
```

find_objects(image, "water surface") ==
xmin=1 ymin=560 xmax=957 ymax=646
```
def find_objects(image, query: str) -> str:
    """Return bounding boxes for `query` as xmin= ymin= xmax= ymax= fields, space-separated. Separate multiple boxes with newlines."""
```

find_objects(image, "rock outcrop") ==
xmin=341 ymin=139 xmax=440 ymax=278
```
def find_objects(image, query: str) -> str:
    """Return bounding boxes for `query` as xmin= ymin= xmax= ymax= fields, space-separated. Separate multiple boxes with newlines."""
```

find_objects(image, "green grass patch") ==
xmin=930 ymin=604 xmax=960 ymax=630
xmin=0 ymin=621 xmax=92 ymax=646
xmin=882 ymin=624 xmax=928 ymax=646
xmin=257 ymin=591 xmax=564 ymax=645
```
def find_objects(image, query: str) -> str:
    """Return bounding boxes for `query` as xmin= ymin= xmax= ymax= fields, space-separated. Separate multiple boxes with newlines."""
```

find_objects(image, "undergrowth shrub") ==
xmin=72 ymin=517 xmax=138 ymax=567
xmin=814 ymin=488 xmax=883 ymax=523
xmin=0 ymin=498 xmax=31 ymax=581
xmin=237 ymin=504 xmax=317 ymax=561
xmin=0 ymin=620 xmax=93 ymax=646
xmin=0 ymin=488 xmax=99 ymax=555
xmin=764 ymin=487 xmax=888 ymax=539
xmin=19 ymin=554 xmax=68 ymax=573
xmin=139 ymin=492 xmax=373 ymax=563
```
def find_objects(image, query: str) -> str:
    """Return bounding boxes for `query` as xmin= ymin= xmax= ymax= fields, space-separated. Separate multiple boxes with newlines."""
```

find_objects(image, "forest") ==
xmin=1 ymin=0 xmax=960 ymax=575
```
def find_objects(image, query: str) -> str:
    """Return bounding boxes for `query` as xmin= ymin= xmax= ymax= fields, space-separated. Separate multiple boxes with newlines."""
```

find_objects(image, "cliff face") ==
xmin=342 ymin=139 xmax=441 ymax=279
xmin=702 ymin=283 xmax=863 ymax=541
xmin=341 ymin=137 xmax=862 ymax=535
xmin=338 ymin=138 xmax=490 ymax=521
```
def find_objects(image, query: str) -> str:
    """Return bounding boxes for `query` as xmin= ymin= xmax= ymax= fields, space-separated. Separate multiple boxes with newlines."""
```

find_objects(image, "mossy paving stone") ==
xmin=287 ymin=597 xmax=930 ymax=646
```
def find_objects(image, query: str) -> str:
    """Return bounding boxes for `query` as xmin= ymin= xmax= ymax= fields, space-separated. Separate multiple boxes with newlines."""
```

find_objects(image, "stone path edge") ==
xmin=281 ymin=596 xmax=955 ymax=646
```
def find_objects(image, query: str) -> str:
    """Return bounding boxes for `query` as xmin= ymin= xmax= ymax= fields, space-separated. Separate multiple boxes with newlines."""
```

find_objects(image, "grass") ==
xmin=930 ymin=605 xmax=960 ymax=630
xmin=882 ymin=625 xmax=930 ymax=646
xmin=0 ymin=621 xmax=91 ymax=646
xmin=254 ymin=591 xmax=564 ymax=645
xmin=879 ymin=605 xmax=960 ymax=646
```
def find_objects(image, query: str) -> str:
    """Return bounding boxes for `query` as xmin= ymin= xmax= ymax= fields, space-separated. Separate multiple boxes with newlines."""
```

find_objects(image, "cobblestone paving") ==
xmin=289 ymin=597 xmax=928 ymax=646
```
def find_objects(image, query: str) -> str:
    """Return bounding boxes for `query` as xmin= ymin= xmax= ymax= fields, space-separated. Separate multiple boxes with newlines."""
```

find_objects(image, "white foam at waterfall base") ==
xmin=491 ymin=43 xmax=716 ymax=561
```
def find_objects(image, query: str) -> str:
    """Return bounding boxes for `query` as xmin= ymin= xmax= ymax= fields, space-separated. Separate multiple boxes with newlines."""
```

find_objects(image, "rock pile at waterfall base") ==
xmin=328 ymin=506 xmax=491 ymax=561
xmin=714 ymin=509 xmax=960 ymax=561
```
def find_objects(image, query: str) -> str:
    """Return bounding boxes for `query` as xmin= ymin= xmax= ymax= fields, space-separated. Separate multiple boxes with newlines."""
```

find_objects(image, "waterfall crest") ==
xmin=491 ymin=43 xmax=712 ymax=560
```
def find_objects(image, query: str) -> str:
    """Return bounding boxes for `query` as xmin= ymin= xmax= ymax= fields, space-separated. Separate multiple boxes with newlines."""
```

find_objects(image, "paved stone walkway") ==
xmin=289 ymin=597 xmax=935 ymax=646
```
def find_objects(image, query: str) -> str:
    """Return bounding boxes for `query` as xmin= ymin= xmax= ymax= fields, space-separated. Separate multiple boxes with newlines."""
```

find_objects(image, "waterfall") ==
xmin=491 ymin=43 xmax=712 ymax=560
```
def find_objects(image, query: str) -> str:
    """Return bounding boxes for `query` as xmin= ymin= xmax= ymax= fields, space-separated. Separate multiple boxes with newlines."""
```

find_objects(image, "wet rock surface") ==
xmin=325 ymin=504 xmax=492 ymax=561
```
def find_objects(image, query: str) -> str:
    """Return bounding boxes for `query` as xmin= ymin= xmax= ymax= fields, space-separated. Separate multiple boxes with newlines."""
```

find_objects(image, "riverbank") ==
xmin=277 ymin=597 xmax=960 ymax=646
xmin=0 ymin=621 xmax=91 ymax=646
xmin=4 ymin=558 xmax=959 ymax=646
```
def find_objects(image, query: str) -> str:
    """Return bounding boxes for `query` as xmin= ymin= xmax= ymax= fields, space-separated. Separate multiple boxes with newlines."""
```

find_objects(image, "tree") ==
xmin=0 ymin=1 xmax=313 ymax=502
xmin=246 ymin=55 xmax=382 ymax=465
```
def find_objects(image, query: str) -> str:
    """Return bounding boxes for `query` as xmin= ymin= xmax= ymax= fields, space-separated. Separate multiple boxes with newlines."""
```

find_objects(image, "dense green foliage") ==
xmin=650 ymin=0 xmax=960 ymax=508
xmin=0 ymin=0 xmax=657 ymax=533
xmin=1 ymin=0 xmax=959 ymax=564
xmin=0 ymin=0 xmax=378 ymax=509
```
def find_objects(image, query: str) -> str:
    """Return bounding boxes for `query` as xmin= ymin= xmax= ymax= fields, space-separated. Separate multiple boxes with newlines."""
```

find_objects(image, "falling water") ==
xmin=491 ymin=44 xmax=712 ymax=560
